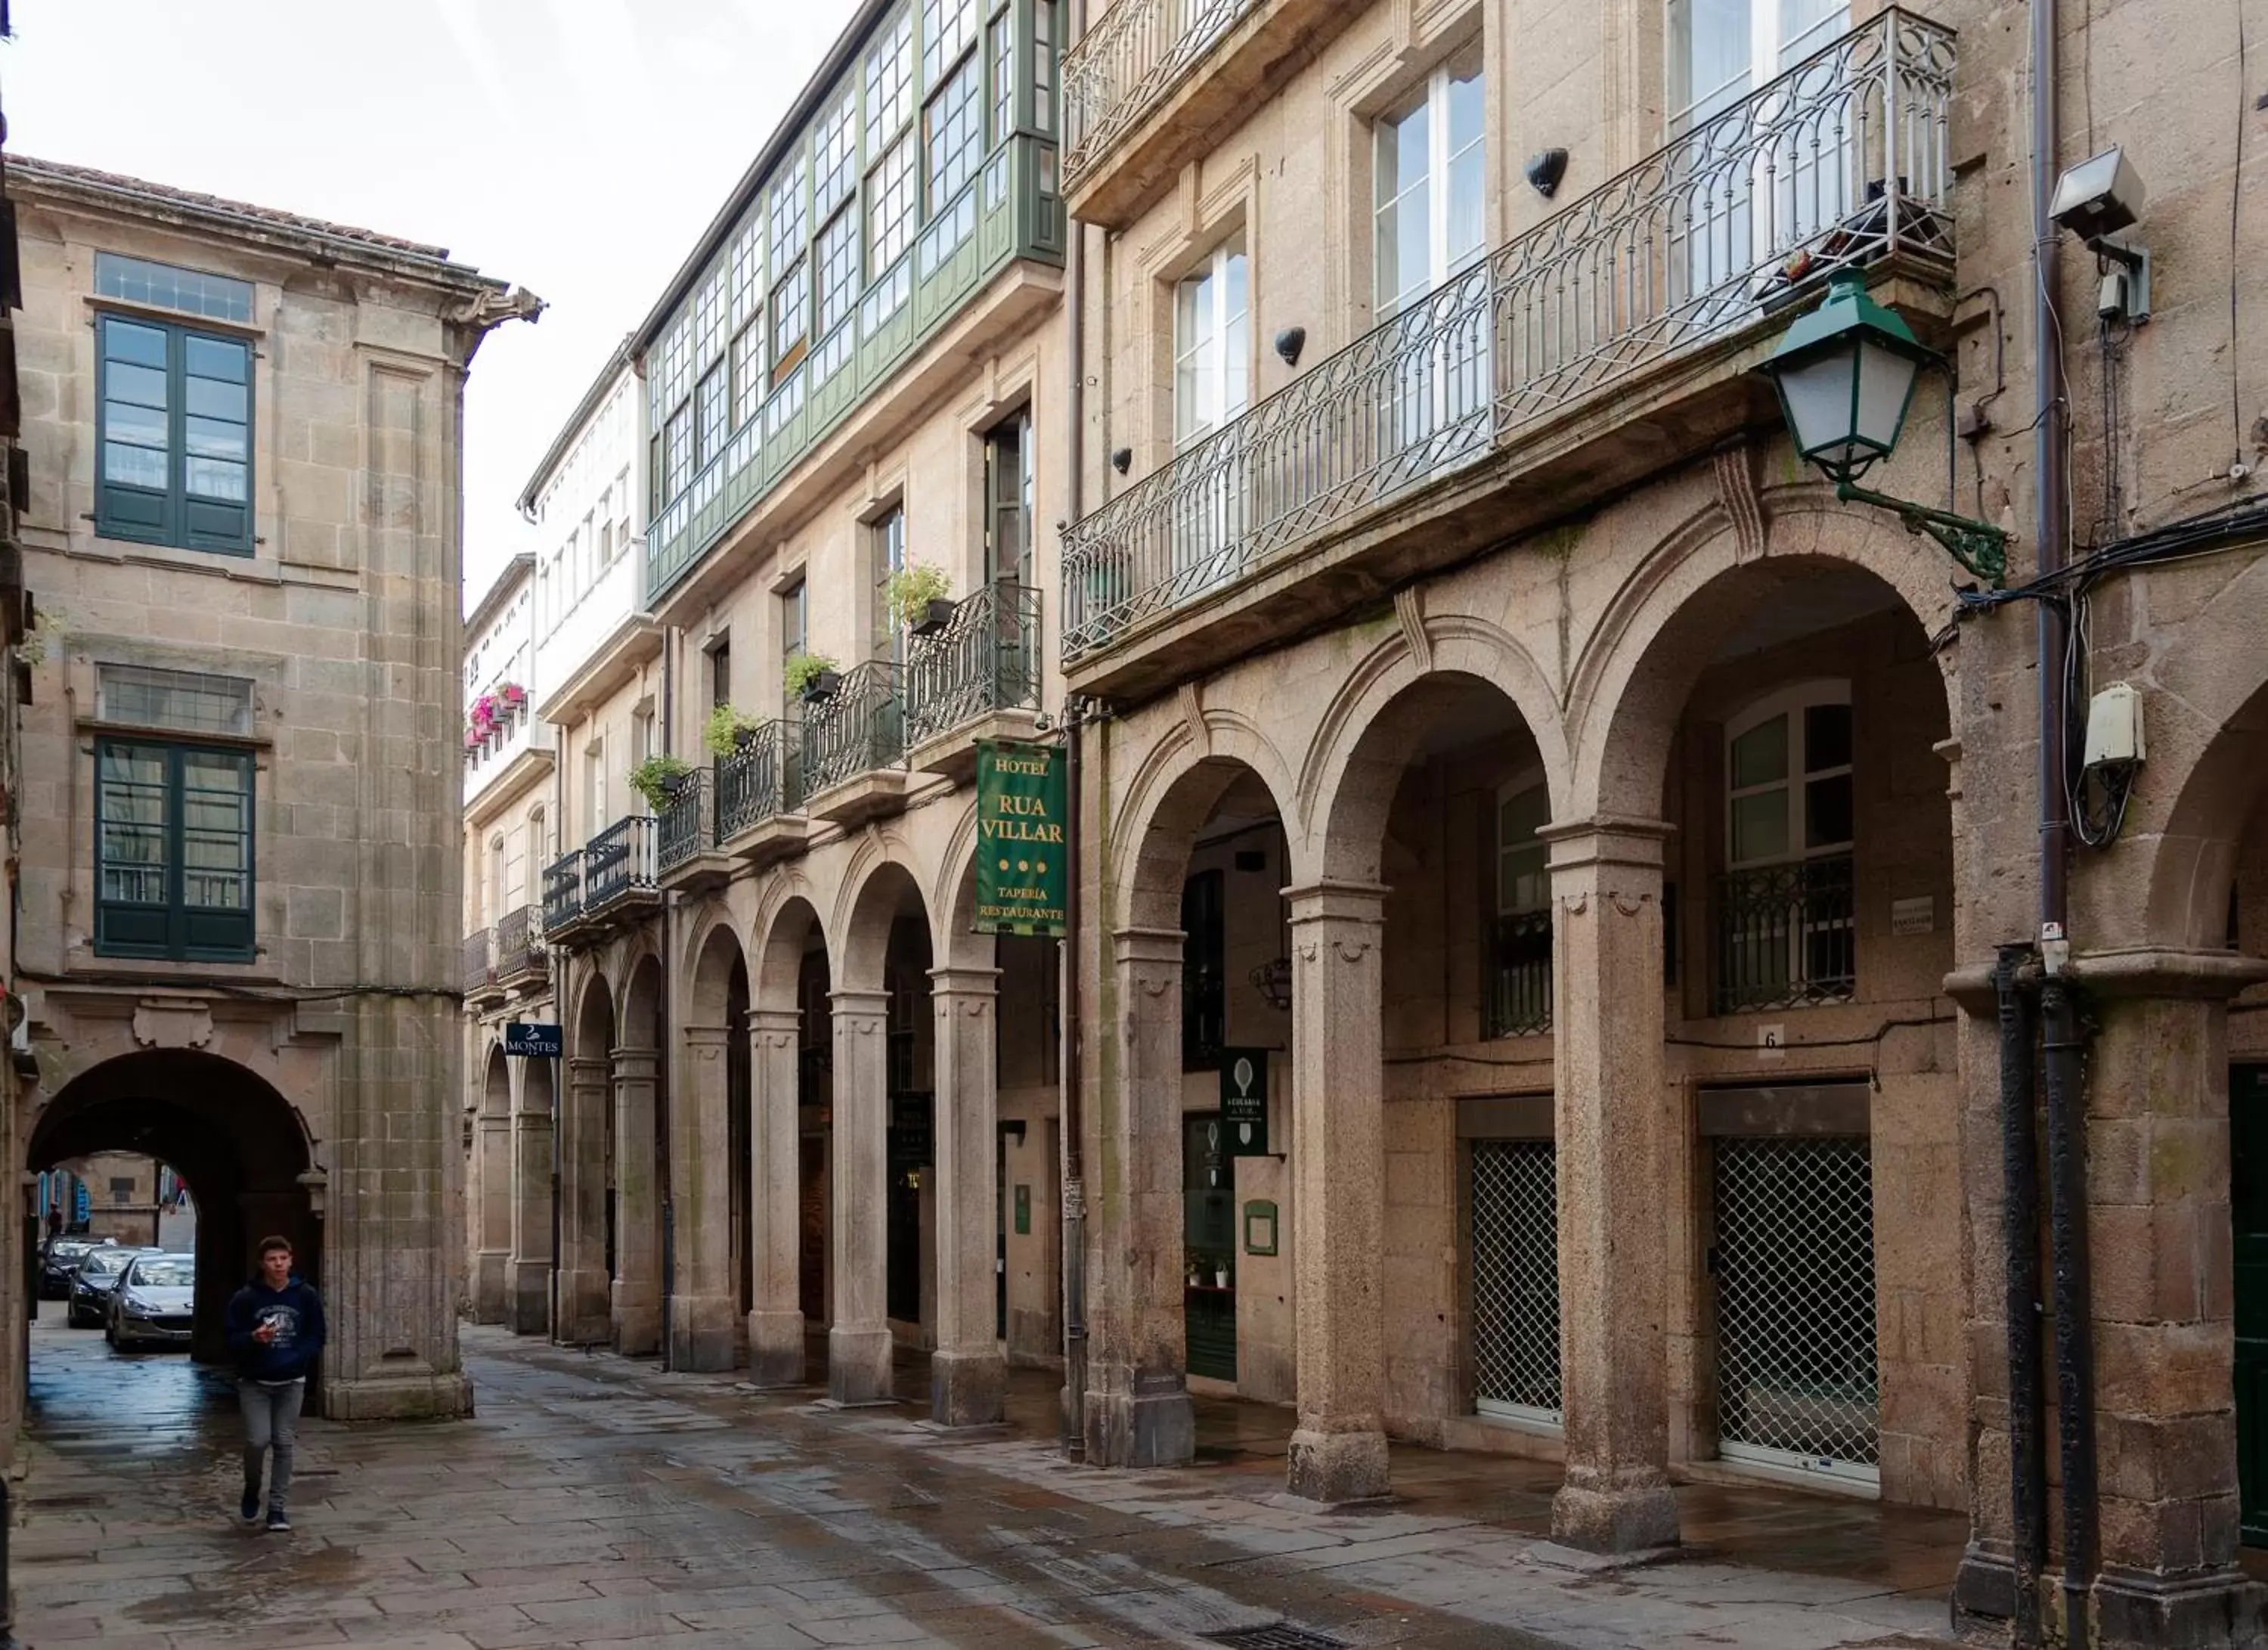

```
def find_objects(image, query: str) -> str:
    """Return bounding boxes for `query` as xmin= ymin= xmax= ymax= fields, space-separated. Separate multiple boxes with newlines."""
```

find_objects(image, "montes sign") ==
xmin=973 ymin=740 xmax=1067 ymax=936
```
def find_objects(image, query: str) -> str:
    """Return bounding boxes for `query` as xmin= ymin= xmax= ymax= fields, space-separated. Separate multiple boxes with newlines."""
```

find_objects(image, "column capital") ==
xmin=928 ymin=965 xmax=1003 ymax=998
xmin=2071 ymin=946 xmax=2268 ymax=1002
xmin=611 ymin=1047 xmax=661 ymax=1081
xmin=747 ymin=1006 xmax=801 ymax=1040
xmin=1284 ymin=879 xmax=1389 ymax=926
xmin=830 ymin=987 xmax=891 ymax=1021
xmin=1113 ymin=925 xmax=1185 ymax=966
xmin=682 ymin=1023 xmax=732 ymax=1050
xmin=1540 ymin=813 xmax=1675 ymax=872
xmin=569 ymin=1056 xmax=612 ymax=1082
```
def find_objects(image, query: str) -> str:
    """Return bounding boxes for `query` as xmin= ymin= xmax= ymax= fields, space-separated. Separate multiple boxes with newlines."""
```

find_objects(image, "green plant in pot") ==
xmin=627 ymin=753 xmax=693 ymax=811
xmin=885 ymin=563 xmax=956 ymax=637
xmin=784 ymin=651 xmax=841 ymax=702
xmin=703 ymin=701 xmax=764 ymax=756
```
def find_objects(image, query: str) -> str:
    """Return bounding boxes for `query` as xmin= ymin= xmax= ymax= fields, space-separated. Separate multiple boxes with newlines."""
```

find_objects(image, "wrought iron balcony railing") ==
xmin=542 ymin=851 xmax=584 ymax=933
xmin=905 ymin=582 xmax=1043 ymax=746
xmin=656 ymin=771 xmax=711 ymax=875
xmin=1485 ymin=909 xmax=1554 ymax=1039
xmin=1060 ymin=8 xmax=1956 ymax=661
xmin=495 ymin=904 xmax=545 ymax=982
xmin=1714 ymin=852 xmax=1857 ymax=1014
xmin=462 ymin=928 xmax=493 ymax=997
xmin=801 ymin=660 xmax=906 ymax=797
xmin=584 ymin=815 xmax=658 ymax=912
xmin=717 ymin=720 xmax=804 ymax=839
xmin=1061 ymin=0 xmax=1255 ymax=191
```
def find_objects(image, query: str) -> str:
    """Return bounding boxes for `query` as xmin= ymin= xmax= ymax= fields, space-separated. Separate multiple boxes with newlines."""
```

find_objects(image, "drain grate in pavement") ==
xmin=1201 ymin=1627 xmax=1348 ymax=1650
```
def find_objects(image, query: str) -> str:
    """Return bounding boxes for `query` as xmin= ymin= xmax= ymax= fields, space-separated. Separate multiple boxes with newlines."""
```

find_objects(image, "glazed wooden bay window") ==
xmin=95 ymin=740 xmax=255 ymax=962
xmin=96 ymin=315 xmax=253 ymax=555
xmin=642 ymin=0 xmax=1067 ymax=601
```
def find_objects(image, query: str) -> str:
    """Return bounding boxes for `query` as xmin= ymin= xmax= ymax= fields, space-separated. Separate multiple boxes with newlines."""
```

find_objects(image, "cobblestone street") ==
xmin=10 ymin=1310 xmax=1967 ymax=1649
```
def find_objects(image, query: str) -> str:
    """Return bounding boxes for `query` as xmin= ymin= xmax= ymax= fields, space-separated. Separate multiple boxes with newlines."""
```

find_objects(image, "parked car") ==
xmin=39 ymin=1236 xmax=113 ymax=1301
xmin=106 ymin=1253 xmax=195 ymax=1352
xmin=67 ymin=1245 xmax=156 ymax=1328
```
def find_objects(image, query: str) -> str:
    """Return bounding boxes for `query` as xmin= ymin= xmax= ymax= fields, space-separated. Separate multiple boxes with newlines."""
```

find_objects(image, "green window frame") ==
xmin=95 ymin=314 xmax=253 ymax=556
xmin=94 ymin=738 xmax=256 ymax=962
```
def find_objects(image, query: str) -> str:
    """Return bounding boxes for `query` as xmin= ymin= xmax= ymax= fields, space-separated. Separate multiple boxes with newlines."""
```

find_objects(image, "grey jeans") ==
xmin=239 ymin=1379 xmax=304 ymax=1509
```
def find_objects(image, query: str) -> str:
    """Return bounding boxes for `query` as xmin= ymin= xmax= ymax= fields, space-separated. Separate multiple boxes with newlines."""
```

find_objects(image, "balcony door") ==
xmin=1668 ymin=0 xmax=1851 ymax=321
xmin=1170 ymin=236 xmax=1250 ymax=600
xmin=1489 ymin=779 xmax=1551 ymax=1038
xmin=1374 ymin=40 xmax=1488 ymax=492
xmin=1720 ymin=682 xmax=1855 ymax=1012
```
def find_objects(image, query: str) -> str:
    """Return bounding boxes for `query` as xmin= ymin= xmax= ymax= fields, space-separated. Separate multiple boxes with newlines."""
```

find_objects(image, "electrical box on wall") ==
xmin=2083 ymin=681 xmax=2146 ymax=769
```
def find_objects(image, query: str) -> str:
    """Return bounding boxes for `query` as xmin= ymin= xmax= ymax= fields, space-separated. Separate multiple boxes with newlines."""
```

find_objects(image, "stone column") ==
xmin=1546 ymin=817 xmax=1680 ymax=1552
xmin=1285 ymin=880 xmax=1390 ymax=1503
xmin=558 ymin=1057 xmax=614 ymax=1345
xmin=748 ymin=1007 xmax=806 ymax=1385
xmin=668 ymin=1025 xmax=737 ymax=1372
xmin=829 ymin=988 xmax=894 ymax=1403
xmin=931 ymin=965 xmax=1005 ymax=1425
xmin=2075 ymin=951 xmax=2265 ymax=1649
xmin=507 ymin=1090 xmax=554 ymax=1336
xmin=472 ymin=1109 xmax=512 ymax=1324
xmin=1086 ymin=927 xmax=1195 ymax=1466
xmin=611 ymin=1047 xmax=662 ymax=1357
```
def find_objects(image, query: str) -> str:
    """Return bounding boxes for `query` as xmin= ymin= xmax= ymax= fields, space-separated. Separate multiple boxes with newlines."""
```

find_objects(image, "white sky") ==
xmin=1 ymin=0 xmax=862 ymax=613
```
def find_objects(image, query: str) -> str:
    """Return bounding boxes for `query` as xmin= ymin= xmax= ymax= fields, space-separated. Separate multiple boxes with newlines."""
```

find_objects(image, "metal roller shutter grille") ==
xmin=1469 ymin=1139 xmax=1561 ymax=1422
xmin=1712 ymin=1135 xmax=1879 ymax=1478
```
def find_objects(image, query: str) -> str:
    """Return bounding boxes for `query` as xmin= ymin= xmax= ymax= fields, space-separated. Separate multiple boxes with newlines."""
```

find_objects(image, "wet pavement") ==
xmin=11 ymin=1305 xmax=1969 ymax=1648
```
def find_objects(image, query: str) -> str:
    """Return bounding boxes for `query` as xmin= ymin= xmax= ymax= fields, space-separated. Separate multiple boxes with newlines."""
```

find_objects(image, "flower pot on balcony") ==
xmin=909 ymin=597 xmax=957 ymax=637
xmin=733 ymin=724 xmax=761 ymax=749
xmin=800 ymin=669 xmax=841 ymax=703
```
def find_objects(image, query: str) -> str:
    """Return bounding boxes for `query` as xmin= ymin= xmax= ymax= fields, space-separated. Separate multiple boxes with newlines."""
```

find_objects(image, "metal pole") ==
xmin=1995 ymin=946 xmax=2046 ymax=1648
xmin=0 ymin=1475 xmax=15 ymax=1650
xmin=550 ymin=1049 xmax=562 ymax=1341
xmin=1058 ymin=0 xmax=1089 ymax=1464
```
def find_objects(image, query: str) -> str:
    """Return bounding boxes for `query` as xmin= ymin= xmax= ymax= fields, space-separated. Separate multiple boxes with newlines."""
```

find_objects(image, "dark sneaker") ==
xmin=265 ymin=1507 xmax=291 ymax=1533
xmin=240 ymin=1489 xmax=260 ymax=1523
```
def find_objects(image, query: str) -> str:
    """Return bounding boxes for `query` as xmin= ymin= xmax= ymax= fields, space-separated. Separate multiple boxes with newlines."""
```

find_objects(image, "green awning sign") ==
xmin=974 ymin=740 xmax=1067 ymax=936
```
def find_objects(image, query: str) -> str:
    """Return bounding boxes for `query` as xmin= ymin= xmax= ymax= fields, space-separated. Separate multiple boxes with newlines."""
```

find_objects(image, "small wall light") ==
xmin=1523 ymin=148 xmax=1569 ymax=198
xmin=1111 ymin=446 xmax=1132 ymax=475
xmin=1273 ymin=325 xmax=1306 ymax=368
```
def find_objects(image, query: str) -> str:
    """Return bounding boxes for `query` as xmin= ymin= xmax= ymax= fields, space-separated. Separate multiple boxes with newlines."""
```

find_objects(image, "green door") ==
xmin=2233 ymin=1063 xmax=2268 ymax=1545
xmin=1184 ymin=1113 xmax=1237 ymax=1382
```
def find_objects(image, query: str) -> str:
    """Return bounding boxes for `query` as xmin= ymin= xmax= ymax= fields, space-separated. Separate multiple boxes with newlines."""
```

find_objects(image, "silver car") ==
xmin=106 ymin=1253 xmax=195 ymax=1351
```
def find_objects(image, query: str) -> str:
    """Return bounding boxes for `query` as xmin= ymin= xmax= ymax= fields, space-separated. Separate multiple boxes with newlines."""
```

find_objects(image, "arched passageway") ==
xmin=617 ymin=955 xmax=665 ymax=1357
xmin=472 ymin=1046 xmax=511 ymax=1323
xmin=749 ymin=894 xmax=829 ymax=1388
xmin=559 ymin=970 xmax=617 ymax=1346
xmin=671 ymin=919 xmax=748 ymax=1372
xmin=29 ymin=1050 xmax=316 ymax=1373
xmin=1094 ymin=749 xmax=1297 ymax=1472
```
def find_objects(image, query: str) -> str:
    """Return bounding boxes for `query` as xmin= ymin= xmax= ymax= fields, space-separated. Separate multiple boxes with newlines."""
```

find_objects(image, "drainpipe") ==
xmin=2028 ymin=0 xmax=2096 ymax=1633
xmin=1995 ymin=945 xmax=2046 ymax=1648
xmin=658 ymin=639 xmax=676 ymax=1369
xmin=1058 ymin=0 xmax=1089 ymax=1461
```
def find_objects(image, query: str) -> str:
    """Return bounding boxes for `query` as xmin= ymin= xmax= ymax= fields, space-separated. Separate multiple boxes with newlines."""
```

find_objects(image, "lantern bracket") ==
xmin=1834 ymin=481 xmax=2010 ymax=588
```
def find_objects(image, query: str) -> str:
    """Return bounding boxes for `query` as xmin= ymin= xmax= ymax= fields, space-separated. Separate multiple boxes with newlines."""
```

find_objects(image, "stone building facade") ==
xmin=459 ymin=0 xmax=2268 ymax=1642
xmin=7 ymin=157 xmax=535 ymax=1418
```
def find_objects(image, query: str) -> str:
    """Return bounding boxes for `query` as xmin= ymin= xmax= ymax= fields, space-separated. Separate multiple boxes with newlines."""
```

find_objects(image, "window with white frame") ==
xmin=1668 ymin=0 xmax=1845 ymax=132
xmin=1720 ymin=681 xmax=1856 ymax=1010
xmin=867 ymin=137 xmax=916 ymax=275
xmin=816 ymin=206 xmax=859 ymax=336
xmin=925 ymin=51 xmax=982 ymax=212
xmin=1173 ymin=236 xmax=1250 ymax=448
xmin=526 ymin=807 xmax=547 ymax=903
xmin=1374 ymin=40 xmax=1485 ymax=320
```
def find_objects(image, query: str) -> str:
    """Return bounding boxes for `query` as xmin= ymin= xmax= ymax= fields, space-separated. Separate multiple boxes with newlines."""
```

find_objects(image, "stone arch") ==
xmin=1303 ymin=616 xmax=1569 ymax=882
xmin=1566 ymin=495 xmax=1958 ymax=822
xmin=754 ymin=887 xmax=828 ymax=1010
xmin=621 ymin=951 xmax=664 ymax=1050
xmin=1113 ymin=712 xmax=1304 ymax=934
xmin=574 ymin=966 xmax=615 ymax=1065
xmin=481 ymin=1042 xmax=512 ymax=1120
xmin=29 ymin=1050 xmax=318 ymax=1366
xmin=683 ymin=907 xmax=748 ymax=1028
xmin=2138 ymin=672 xmax=2268 ymax=951
xmin=837 ymin=851 xmax=932 ymax=991
xmin=934 ymin=796 xmax=996 ymax=972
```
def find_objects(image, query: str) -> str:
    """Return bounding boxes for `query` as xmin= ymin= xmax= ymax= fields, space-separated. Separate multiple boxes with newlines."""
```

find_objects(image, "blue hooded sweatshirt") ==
xmin=224 ymin=1273 xmax=326 ymax=1383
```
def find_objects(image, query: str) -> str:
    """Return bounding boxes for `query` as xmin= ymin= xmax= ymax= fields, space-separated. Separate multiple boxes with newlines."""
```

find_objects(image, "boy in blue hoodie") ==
xmin=224 ymin=1236 xmax=325 ymax=1532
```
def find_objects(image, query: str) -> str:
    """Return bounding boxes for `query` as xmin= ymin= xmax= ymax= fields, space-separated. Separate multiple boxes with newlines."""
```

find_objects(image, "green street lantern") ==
xmin=1761 ymin=270 xmax=1932 ymax=485
xmin=1757 ymin=268 xmax=2010 ymax=587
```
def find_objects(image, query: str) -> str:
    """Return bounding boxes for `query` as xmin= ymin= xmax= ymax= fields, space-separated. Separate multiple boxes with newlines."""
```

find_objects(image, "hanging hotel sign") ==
xmin=974 ymin=740 xmax=1067 ymax=936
